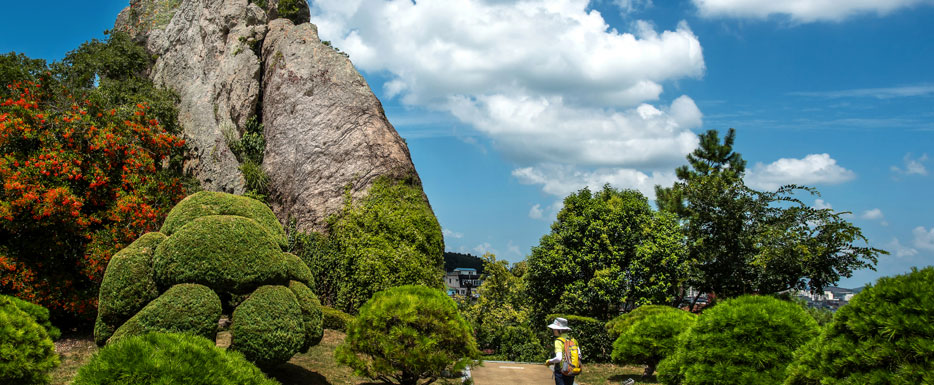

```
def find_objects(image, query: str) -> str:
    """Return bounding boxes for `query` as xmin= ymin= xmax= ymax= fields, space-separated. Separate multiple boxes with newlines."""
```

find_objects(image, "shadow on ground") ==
xmin=268 ymin=363 xmax=333 ymax=385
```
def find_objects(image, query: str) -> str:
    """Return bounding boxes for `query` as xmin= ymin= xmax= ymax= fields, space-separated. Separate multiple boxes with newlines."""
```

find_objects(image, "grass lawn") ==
xmin=50 ymin=329 xmax=461 ymax=385
xmin=575 ymin=364 xmax=659 ymax=385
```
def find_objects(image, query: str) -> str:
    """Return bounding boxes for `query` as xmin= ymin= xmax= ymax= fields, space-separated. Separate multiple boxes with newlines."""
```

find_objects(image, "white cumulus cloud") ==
xmin=529 ymin=204 xmax=544 ymax=220
xmin=913 ymin=226 xmax=934 ymax=251
xmin=861 ymin=208 xmax=884 ymax=220
xmin=813 ymin=199 xmax=833 ymax=210
xmin=443 ymin=228 xmax=464 ymax=239
xmin=746 ymin=153 xmax=856 ymax=191
xmin=693 ymin=0 xmax=934 ymax=22
xmin=513 ymin=164 xmax=676 ymax=199
xmin=310 ymin=0 xmax=707 ymax=197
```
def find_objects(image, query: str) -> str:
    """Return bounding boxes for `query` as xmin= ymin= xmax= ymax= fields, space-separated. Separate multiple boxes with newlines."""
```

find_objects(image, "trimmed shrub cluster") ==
xmin=159 ymin=191 xmax=285 ymax=246
xmin=658 ymin=295 xmax=818 ymax=385
xmin=94 ymin=191 xmax=322 ymax=367
xmin=153 ymin=215 xmax=292 ymax=293
xmin=288 ymin=280 xmax=324 ymax=350
xmin=321 ymin=305 xmax=354 ymax=332
xmin=73 ymin=332 xmax=279 ymax=385
xmin=336 ymin=285 xmax=480 ymax=385
xmin=109 ymin=284 xmax=221 ymax=344
xmin=230 ymin=285 xmax=305 ymax=368
xmin=546 ymin=313 xmax=614 ymax=363
xmin=0 ymin=296 xmax=60 ymax=385
xmin=611 ymin=306 xmax=696 ymax=377
xmin=784 ymin=267 xmax=934 ymax=385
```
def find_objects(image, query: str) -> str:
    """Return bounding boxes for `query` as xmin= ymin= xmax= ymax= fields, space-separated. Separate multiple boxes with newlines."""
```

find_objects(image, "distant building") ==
xmin=445 ymin=268 xmax=482 ymax=298
xmin=796 ymin=286 xmax=861 ymax=311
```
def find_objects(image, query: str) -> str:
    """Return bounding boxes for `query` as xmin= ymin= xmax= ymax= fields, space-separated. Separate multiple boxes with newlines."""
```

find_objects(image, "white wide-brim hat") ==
xmin=547 ymin=317 xmax=571 ymax=330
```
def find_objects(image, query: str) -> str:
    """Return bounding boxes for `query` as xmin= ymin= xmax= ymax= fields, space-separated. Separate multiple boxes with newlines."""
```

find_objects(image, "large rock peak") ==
xmin=115 ymin=0 xmax=424 ymax=232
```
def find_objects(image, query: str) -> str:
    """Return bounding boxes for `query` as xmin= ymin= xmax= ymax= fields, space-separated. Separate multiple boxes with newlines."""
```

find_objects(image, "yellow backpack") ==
xmin=558 ymin=337 xmax=582 ymax=376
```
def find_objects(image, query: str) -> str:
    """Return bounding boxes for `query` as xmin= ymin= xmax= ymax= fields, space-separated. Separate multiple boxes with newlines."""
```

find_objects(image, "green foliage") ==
xmin=301 ymin=177 xmax=445 ymax=313
xmin=655 ymin=129 xmax=883 ymax=300
xmin=460 ymin=254 xmax=542 ymax=361
xmin=95 ymin=232 xmax=165 ymax=344
xmin=321 ymin=305 xmax=354 ymax=332
xmin=72 ymin=332 xmax=279 ymax=385
xmin=109 ymin=284 xmax=221 ymax=344
xmin=230 ymin=285 xmax=305 ymax=368
xmin=160 ymin=191 xmax=286 ymax=246
xmin=240 ymin=160 xmax=269 ymax=195
xmin=0 ymin=296 xmax=60 ymax=385
xmin=611 ymin=307 xmax=696 ymax=376
xmin=605 ymin=305 xmax=673 ymax=340
xmin=443 ymin=251 xmax=485 ymax=274
xmin=783 ymin=267 xmax=934 ymax=385
xmin=336 ymin=285 xmax=480 ymax=385
xmin=546 ymin=314 xmax=614 ymax=363
xmin=526 ymin=185 xmax=689 ymax=322
xmin=3 ymin=295 xmax=61 ymax=341
xmin=226 ymin=116 xmax=269 ymax=199
xmin=0 ymin=32 xmax=188 ymax=324
xmin=277 ymin=0 xmax=308 ymax=24
xmin=251 ymin=0 xmax=269 ymax=10
xmin=657 ymin=295 xmax=818 ymax=385
xmin=288 ymin=280 xmax=324 ymax=351
xmin=154 ymin=215 xmax=292 ymax=294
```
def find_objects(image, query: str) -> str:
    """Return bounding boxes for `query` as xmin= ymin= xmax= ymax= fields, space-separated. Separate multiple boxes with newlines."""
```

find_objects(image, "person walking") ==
xmin=544 ymin=317 xmax=580 ymax=385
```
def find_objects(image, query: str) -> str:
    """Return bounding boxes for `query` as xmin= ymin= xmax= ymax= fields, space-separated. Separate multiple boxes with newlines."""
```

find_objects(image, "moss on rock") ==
xmin=288 ymin=280 xmax=323 ymax=351
xmin=153 ymin=215 xmax=290 ymax=294
xmin=160 ymin=191 xmax=286 ymax=247
xmin=109 ymin=284 xmax=221 ymax=344
xmin=96 ymin=232 xmax=165 ymax=342
xmin=230 ymin=285 xmax=304 ymax=368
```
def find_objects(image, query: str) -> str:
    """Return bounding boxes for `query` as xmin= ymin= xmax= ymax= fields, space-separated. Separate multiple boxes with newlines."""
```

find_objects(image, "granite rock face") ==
xmin=114 ymin=0 xmax=424 ymax=231
xmin=261 ymin=19 xmax=420 ymax=232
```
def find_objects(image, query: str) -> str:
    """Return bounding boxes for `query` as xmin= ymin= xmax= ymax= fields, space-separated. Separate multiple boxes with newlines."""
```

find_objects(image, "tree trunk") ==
xmin=643 ymin=362 xmax=657 ymax=378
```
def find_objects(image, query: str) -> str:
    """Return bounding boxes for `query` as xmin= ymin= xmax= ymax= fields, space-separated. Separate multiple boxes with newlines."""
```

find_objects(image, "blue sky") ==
xmin=2 ymin=0 xmax=932 ymax=288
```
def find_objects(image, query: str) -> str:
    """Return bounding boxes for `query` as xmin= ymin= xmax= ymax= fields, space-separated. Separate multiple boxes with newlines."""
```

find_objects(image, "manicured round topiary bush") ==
xmin=606 ymin=305 xmax=673 ymax=340
xmin=95 ymin=232 xmax=165 ymax=345
xmin=230 ymin=285 xmax=305 ymax=368
xmin=0 ymin=296 xmax=60 ymax=385
xmin=3 ymin=295 xmax=61 ymax=341
xmin=153 ymin=215 xmax=291 ymax=293
xmin=546 ymin=313 xmax=614 ymax=363
xmin=336 ymin=285 xmax=480 ymax=385
xmin=612 ymin=306 xmax=696 ymax=377
xmin=160 ymin=191 xmax=286 ymax=246
xmin=783 ymin=267 xmax=934 ymax=385
xmin=109 ymin=283 xmax=221 ymax=344
xmin=95 ymin=191 xmax=323 ymax=367
xmin=657 ymin=295 xmax=818 ymax=385
xmin=72 ymin=332 xmax=280 ymax=385
xmin=288 ymin=280 xmax=324 ymax=350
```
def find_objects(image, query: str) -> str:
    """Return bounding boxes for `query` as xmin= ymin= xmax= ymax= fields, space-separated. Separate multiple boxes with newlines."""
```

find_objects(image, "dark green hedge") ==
xmin=658 ymin=295 xmax=818 ymax=385
xmin=284 ymin=252 xmax=313 ymax=287
xmin=288 ymin=280 xmax=324 ymax=351
xmin=109 ymin=284 xmax=221 ymax=344
xmin=546 ymin=313 xmax=613 ymax=363
xmin=153 ymin=215 xmax=291 ymax=294
xmin=321 ymin=305 xmax=354 ymax=332
xmin=0 ymin=296 xmax=60 ymax=385
xmin=3 ymin=295 xmax=61 ymax=341
xmin=230 ymin=285 xmax=305 ymax=368
xmin=784 ymin=267 xmax=934 ymax=385
xmin=72 ymin=332 xmax=279 ymax=385
xmin=95 ymin=232 xmax=165 ymax=345
xmin=159 ymin=191 xmax=286 ymax=247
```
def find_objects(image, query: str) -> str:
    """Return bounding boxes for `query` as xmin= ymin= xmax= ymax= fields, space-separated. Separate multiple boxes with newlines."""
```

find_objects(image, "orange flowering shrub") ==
xmin=0 ymin=79 xmax=187 ymax=322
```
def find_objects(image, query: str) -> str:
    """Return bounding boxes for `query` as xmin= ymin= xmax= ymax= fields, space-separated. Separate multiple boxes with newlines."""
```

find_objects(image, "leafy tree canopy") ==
xmin=525 ymin=185 xmax=689 ymax=321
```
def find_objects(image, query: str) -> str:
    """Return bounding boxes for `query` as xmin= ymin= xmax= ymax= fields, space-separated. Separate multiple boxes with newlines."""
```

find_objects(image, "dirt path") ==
xmin=471 ymin=362 xmax=555 ymax=385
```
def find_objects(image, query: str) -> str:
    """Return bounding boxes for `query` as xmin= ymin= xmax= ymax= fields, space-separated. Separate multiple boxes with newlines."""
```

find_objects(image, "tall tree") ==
xmin=655 ymin=128 xmax=883 ymax=303
xmin=525 ymin=185 xmax=689 ymax=321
